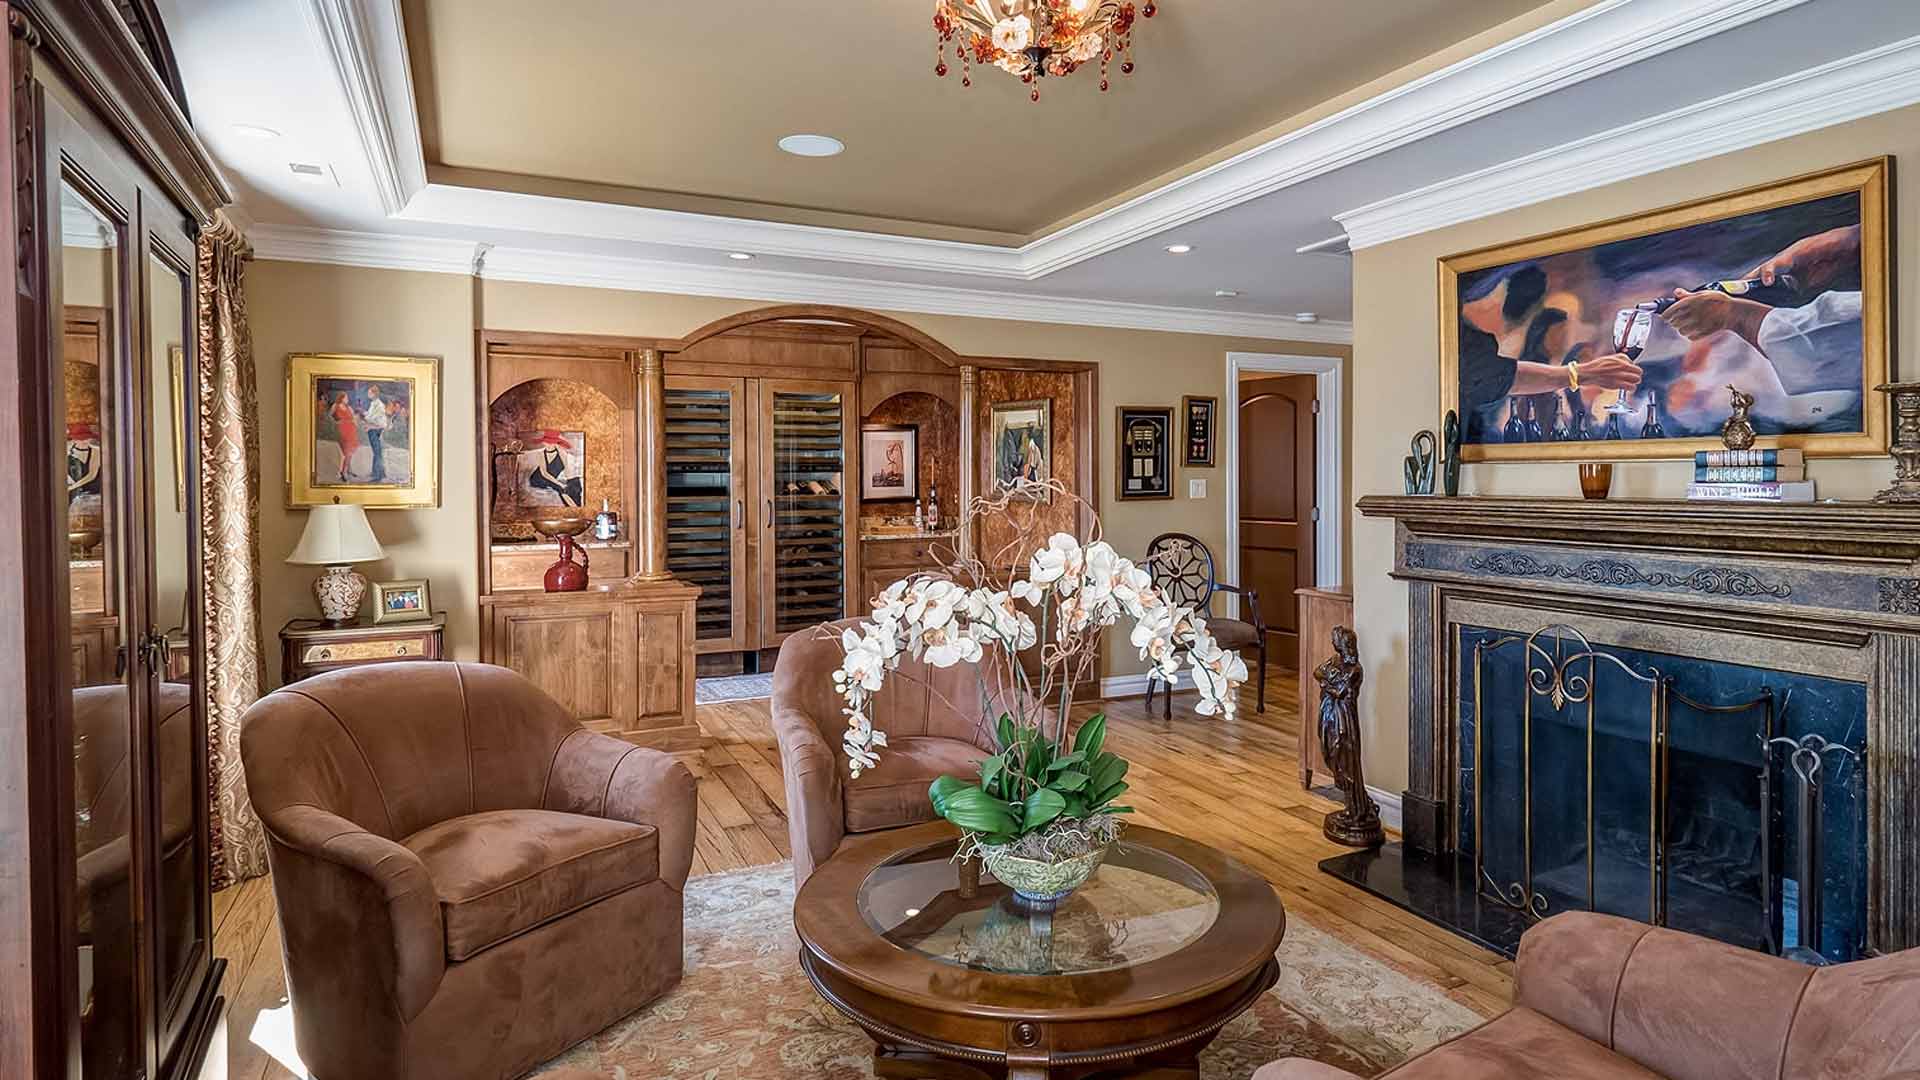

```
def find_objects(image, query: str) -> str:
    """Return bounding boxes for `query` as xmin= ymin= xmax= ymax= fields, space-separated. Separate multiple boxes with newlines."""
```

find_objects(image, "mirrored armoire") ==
xmin=0 ymin=2 xmax=231 ymax=1079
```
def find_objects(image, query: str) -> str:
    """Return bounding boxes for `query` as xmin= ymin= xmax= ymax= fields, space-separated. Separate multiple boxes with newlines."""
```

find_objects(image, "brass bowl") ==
xmin=68 ymin=528 xmax=103 ymax=559
xmin=529 ymin=517 xmax=593 ymax=540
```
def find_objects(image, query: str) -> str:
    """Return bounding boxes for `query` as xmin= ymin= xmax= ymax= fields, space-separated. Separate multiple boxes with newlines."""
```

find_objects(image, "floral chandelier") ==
xmin=934 ymin=0 xmax=1157 ymax=102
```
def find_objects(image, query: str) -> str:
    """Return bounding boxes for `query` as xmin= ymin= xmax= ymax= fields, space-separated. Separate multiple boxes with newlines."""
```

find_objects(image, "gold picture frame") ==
xmin=286 ymin=352 xmax=441 ymax=508
xmin=1439 ymin=158 xmax=1892 ymax=462
xmin=371 ymin=578 xmax=433 ymax=624
xmin=168 ymin=344 xmax=187 ymax=511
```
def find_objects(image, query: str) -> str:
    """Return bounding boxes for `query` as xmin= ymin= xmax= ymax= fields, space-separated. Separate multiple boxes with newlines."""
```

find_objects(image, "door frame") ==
xmin=1223 ymin=352 xmax=1344 ymax=620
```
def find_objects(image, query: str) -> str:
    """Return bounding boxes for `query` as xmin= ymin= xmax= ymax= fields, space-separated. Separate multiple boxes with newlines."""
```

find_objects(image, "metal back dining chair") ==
xmin=1142 ymin=532 xmax=1267 ymax=716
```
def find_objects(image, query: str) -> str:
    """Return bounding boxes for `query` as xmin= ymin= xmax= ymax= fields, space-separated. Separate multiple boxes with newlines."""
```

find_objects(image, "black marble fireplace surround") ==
xmin=1334 ymin=496 xmax=1920 ymax=961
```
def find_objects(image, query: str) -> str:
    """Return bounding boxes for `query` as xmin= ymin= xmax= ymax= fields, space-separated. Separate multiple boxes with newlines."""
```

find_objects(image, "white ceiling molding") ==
xmin=315 ymin=0 xmax=1807 ymax=280
xmin=302 ymin=0 xmax=426 ymax=216
xmin=247 ymin=223 xmax=1354 ymax=344
xmin=1336 ymin=33 xmax=1920 ymax=250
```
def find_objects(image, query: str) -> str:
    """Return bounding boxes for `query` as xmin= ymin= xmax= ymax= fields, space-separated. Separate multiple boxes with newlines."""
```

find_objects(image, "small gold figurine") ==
xmin=1720 ymin=385 xmax=1757 ymax=451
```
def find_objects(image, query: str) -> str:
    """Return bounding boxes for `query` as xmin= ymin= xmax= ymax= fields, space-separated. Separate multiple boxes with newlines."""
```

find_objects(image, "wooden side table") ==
xmin=1295 ymin=585 xmax=1353 ymax=790
xmin=280 ymin=613 xmax=447 ymax=686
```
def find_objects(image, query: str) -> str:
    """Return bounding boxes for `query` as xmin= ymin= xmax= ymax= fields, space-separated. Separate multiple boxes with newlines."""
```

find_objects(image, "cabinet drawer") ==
xmin=301 ymin=636 xmax=432 ymax=665
xmin=863 ymin=537 xmax=953 ymax=570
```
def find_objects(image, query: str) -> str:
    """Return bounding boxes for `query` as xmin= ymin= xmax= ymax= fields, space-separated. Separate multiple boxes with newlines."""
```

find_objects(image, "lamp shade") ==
xmin=287 ymin=504 xmax=386 ymax=566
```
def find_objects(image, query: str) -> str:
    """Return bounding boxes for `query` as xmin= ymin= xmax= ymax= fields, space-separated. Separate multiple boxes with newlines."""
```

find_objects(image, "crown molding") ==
xmin=314 ymin=0 xmax=1807 ymax=279
xmin=302 ymin=0 xmax=425 ymax=216
xmin=1335 ymin=33 xmax=1920 ymax=250
xmin=60 ymin=203 xmax=115 ymax=249
xmin=247 ymin=223 xmax=1354 ymax=343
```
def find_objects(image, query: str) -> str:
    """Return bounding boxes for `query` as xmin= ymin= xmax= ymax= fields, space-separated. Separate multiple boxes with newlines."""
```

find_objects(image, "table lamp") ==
xmin=288 ymin=503 xmax=385 ymax=626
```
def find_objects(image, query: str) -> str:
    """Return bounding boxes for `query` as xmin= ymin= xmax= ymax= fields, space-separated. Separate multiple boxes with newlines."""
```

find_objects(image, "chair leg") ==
xmin=1256 ymin=642 xmax=1268 ymax=713
xmin=1144 ymin=676 xmax=1156 ymax=713
xmin=1164 ymin=677 xmax=1172 ymax=720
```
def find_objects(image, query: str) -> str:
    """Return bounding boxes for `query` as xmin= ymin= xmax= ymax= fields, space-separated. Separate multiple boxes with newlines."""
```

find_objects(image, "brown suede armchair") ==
xmin=1258 ymin=911 xmax=1920 ymax=1080
xmin=240 ymin=662 xmax=696 ymax=1080
xmin=774 ymin=619 xmax=999 ymax=885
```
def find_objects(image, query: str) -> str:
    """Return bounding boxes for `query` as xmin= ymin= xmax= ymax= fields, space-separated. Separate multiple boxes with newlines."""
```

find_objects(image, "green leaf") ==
xmin=1052 ymin=770 xmax=1090 ymax=791
xmin=978 ymin=754 xmax=1005 ymax=792
xmin=1090 ymin=755 xmax=1128 ymax=793
xmin=1062 ymin=793 xmax=1090 ymax=819
xmin=996 ymin=713 xmax=1016 ymax=751
xmin=1105 ymin=804 xmax=1135 ymax=815
xmin=1046 ymin=751 xmax=1086 ymax=772
xmin=1074 ymin=713 xmax=1108 ymax=758
xmin=929 ymin=776 xmax=1018 ymax=837
xmin=1021 ymin=787 xmax=1067 ymax=832
xmin=1091 ymin=780 xmax=1129 ymax=807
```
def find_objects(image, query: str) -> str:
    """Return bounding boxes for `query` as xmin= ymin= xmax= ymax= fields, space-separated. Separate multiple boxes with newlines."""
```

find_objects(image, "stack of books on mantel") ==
xmin=1687 ymin=449 xmax=1813 ymax=503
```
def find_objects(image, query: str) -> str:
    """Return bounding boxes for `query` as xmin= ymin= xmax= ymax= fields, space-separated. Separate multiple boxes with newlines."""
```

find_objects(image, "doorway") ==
xmin=1224 ymin=352 xmax=1344 ymax=667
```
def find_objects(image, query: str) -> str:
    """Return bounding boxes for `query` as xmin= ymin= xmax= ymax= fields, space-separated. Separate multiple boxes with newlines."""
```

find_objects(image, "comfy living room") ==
xmin=8 ymin=2 xmax=1920 ymax=1079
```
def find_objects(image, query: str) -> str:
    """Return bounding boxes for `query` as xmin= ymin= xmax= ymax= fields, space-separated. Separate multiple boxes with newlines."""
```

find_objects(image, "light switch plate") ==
xmin=1188 ymin=478 xmax=1206 ymax=499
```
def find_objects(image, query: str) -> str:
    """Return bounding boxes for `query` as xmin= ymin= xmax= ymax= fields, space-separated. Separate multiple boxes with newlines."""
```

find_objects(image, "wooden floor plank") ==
xmin=213 ymin=666 xmax=1509 ymax=1074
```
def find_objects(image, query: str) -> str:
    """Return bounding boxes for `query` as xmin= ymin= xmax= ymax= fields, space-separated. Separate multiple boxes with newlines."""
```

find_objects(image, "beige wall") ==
xmin=1350 ymin=106 xmax=1915 ymax=792
xmin=248 ymin=261 xmax=1349 ymax=687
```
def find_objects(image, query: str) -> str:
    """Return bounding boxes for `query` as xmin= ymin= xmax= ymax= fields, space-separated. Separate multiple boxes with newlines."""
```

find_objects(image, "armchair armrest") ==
xmin=1213 ymin=581 xmax=1265 ymax=633
xmin=262 ymin=803 xmax=445 ymax=1021
xmin=546 ymin=729 xmax=697 ymax=889
xmin=772 ymin=698 xmax=844 ymax=885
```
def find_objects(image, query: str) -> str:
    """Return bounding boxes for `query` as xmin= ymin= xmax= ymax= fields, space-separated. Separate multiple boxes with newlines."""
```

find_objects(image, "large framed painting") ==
xmin=492 ymin=430 xmax=588 ymax=512
xmin=990 ymin=398 xmax=1052 ymax=501
xmin=1440 ymin=158 xmax=1891 ymax=462
xmin=286 ymin=352 xmax=440 ymax=508
xmin=861 ymin=424 xmax=917 ymax=500
xmin=1116 ymin=405 xmax=1174 ymax=501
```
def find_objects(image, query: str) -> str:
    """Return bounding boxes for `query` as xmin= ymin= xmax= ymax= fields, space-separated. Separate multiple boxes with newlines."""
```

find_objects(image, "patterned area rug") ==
xmin=534 ymin=862 xmax=1482 ymax=1079
xmin=693 ymin=673 xmax=775 ymax=704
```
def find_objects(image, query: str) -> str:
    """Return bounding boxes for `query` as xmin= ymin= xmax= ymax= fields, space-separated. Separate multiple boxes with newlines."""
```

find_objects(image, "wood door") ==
xmin=664 ymin=375 xmax=751 ymax=653
xmin=755 ymin=378 xmax=856 ymax=649
xmin=487 ymin=599 xmax=628 ymax=726
xmin=1238 ymin=376 xmax=1316 ymax=668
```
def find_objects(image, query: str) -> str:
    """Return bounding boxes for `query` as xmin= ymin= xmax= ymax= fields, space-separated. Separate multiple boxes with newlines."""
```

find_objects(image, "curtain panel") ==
xmin=195 ymin=212 xmax=268 ymax=885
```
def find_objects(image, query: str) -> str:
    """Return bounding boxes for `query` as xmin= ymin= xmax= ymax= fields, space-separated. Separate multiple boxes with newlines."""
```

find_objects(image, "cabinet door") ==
xmin=663 ymin=376 xmax=751 ymax=652
xmin=756 ymin=379 xmax=855 ymax=648
xmin=488 ymin=601 xmax=630 ymax=726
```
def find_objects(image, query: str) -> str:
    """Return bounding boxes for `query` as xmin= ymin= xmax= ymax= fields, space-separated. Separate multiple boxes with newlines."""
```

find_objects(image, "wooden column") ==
xmin=959 ymin=364 xmax=976 ymax=561
xmin=633 ymin=348 xmax=672 ymax=581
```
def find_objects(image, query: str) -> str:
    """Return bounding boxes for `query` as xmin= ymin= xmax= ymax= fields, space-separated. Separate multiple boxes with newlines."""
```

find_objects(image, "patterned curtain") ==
xmin=195 ymin=211 xmax=268 ymax=886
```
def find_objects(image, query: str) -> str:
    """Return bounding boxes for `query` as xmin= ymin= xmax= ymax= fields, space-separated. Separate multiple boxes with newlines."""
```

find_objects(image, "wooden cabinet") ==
xmin=280 ymin=615 xmax=447 ymax=684
xmin=860 ymin=533 xmax=960 ymax=612
xmin=1295 ymin=586 xmax=1353 ymax=789
xmin=759 ymin=379 xmax=855 ymax=646
xmin=481 ymin=582 xmax=698 ymax=737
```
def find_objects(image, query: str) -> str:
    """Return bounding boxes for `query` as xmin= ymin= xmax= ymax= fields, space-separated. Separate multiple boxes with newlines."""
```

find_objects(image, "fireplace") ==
xmin=1331 ymin=496 xmax=1920 ymax=961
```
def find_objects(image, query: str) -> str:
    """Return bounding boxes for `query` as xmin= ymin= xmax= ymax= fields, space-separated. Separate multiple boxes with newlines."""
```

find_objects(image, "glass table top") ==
xmin=856 ymin=839 xmax=1221 ymax=976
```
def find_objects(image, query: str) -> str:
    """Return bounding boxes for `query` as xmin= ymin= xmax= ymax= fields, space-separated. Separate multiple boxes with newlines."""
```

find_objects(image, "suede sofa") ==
xmin=773 ymin=618 xmax=1000 ymax=886
xmin=1258 ymin=911 xmax=1920 ymax=1080
xmin=240 ymin=662 xmax=696 ymax=1080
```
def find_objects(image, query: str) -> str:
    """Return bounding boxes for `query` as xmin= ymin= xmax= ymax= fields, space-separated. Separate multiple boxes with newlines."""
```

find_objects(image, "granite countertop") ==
xmin=860 ymin=528 xmax=960 ymax=542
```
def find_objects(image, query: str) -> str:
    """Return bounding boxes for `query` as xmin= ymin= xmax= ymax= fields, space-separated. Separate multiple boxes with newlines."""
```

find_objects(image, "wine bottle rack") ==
xmin=664 ymin=387 xmax=737 ymax=642
xmin=771 ymin=391 xmax=847 ymax=634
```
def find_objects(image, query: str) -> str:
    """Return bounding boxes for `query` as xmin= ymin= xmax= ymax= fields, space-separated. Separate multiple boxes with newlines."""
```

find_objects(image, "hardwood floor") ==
xmin=212 ymin=668 xmax=1511 ymax=1080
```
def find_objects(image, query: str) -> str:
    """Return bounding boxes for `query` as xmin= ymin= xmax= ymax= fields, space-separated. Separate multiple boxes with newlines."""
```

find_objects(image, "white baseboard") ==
xmin=1098 ymin=673 xmax=1155 ymax=699
xmin=1368 ymin=786 xmax=1404 ymax=833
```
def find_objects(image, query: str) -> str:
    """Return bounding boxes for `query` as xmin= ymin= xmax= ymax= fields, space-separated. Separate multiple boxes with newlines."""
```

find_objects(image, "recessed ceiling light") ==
xmin=1214 ymin=289 xmax=1240 ymax=298
xmin=231 ymin=123 xmax=281 ymax=140
xmin=1165 ymin=243 xmax=1193 ymax=254
xmin=1294 ymin=312 xmax=1320 ymax=323
xmin=778 ymin=134 xmax=845 ymax=158
xmin=727 ymin=252 xmax=755 ymax=261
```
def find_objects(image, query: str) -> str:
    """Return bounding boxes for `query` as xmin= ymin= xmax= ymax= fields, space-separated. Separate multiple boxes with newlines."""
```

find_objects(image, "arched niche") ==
xmin=860 ymin=389 xmax=960 ymax=519
xmin=673 ymin=304 xmax=965 ymax=370
xmin=487 ymin=376 xmax=624 ymax=542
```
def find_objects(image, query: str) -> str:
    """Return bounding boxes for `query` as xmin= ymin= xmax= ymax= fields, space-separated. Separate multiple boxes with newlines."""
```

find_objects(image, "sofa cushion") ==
xmin=843 ymin=736 xmax=987 ymax=834
xmin=1378 ymin=1007 xmax=1664 ymax=1080
xmin=403 ymin=809 xmax=658 ymax=961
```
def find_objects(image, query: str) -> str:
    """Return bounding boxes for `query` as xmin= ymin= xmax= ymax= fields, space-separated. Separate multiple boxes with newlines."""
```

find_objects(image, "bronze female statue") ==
xmin=1315 ymin=626 xmax=1384 ymax=848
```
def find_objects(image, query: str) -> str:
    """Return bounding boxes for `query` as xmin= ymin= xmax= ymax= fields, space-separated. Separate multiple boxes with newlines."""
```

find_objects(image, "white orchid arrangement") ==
xmin=828 ymin=479 xmax=1247 ymax=851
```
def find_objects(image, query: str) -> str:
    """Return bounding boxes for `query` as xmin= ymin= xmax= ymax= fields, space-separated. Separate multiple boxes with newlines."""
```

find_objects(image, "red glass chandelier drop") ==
xmin=934 ymin=1 xmax=1156 ymax=102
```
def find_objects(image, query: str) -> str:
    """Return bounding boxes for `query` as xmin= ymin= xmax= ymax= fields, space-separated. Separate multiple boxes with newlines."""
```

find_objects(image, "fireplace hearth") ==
xmin=1336 ymin=496 xmax=1920 ymax=960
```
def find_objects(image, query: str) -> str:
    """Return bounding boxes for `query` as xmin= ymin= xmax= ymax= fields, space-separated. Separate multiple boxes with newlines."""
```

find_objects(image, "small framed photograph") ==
xmin=1181 ymin=395 xmax=1217 ymax=467
xmin=371 ymin=578 xmax=433 ymax=624
xmin=1116 ymin=406 xmax=1175 ymax=501
xmin=861 ymin=424 xmax=918 ymax=500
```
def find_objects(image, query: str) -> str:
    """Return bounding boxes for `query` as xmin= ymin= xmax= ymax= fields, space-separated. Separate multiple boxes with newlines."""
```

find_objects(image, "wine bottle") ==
xmin=1648 ymin=274 xmax=1801 ymax=315
xmin=1639 ymin=390 xmax=1667 ymax=439
xmin=927 ymin=480 xmax=940 ymax=530
xmin=1503 ymin=397 xmax=1526 ymax=443
xmin=1523 ymin=398 xmax=1545 ymax=443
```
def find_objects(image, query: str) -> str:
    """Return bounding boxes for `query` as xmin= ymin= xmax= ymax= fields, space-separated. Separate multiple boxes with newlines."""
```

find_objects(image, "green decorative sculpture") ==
xmin=1403 ymin=430 xmax=1437 ymax=495
xmin=1441 ymin=410 xmax=1462 ymax=497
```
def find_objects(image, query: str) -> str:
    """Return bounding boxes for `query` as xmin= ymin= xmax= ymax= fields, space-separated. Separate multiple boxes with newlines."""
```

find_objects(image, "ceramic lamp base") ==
xmin=313 ymin=564 xmax=368 ymax=626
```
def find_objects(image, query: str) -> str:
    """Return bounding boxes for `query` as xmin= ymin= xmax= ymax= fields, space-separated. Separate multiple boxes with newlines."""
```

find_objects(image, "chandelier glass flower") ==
xmin=934 ymin=0 xmax=1157 ymax=101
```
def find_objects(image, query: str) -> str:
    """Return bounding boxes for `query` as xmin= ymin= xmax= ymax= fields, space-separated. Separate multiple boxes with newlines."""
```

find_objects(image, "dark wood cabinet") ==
xmin=280 ymin=614 xmax=448 ymax=684
xmin=0 ymin=4 xmax=232 ymax=1078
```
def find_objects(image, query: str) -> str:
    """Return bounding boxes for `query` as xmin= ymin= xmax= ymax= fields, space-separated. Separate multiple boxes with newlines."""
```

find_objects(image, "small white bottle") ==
xmin=913 ymin=497 xmax=925 ymax=531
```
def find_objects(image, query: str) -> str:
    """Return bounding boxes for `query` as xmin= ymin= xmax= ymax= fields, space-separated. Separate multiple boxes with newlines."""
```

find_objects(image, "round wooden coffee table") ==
xmin=794 ymin=821 xmax=1286 ymax=1079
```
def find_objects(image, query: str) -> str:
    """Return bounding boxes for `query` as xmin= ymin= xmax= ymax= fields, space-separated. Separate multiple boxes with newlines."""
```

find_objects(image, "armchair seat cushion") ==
xmin=1207 ymin=617 xmax=1261 ymax=651
xmin=843 ymin=736 xmax=987 ymax=834
xmin=403 ymin=809 xmax=659 ymax=962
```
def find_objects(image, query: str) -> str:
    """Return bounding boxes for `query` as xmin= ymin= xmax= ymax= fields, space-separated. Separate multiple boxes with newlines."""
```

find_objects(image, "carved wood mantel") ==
xmin=1357 ymin=494 xmax=1920 ymax=954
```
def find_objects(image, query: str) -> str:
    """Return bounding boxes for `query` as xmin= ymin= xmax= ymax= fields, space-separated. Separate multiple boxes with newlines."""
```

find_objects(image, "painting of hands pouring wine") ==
xmin=1439 ymin=159 xmax=1890 ymax=463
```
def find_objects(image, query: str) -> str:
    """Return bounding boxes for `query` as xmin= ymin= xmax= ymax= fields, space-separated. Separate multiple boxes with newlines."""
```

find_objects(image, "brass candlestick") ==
xmin=1875 ymin=382 xmax=1920 ymax=504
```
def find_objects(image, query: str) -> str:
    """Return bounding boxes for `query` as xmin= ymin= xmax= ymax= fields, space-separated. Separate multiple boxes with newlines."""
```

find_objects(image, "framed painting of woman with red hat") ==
xmin=285 ymin=352 xmax=441 ymax=508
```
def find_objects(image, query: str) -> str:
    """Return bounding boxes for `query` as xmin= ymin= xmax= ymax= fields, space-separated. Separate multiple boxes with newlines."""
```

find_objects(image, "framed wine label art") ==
xmin=1439 ymin=158 xmax=1891 ymax=462
xmin=1116 ymin=405 xmax=1174 ymax=501
xmin=1181 ymin=394 xmax=1217 ymax=467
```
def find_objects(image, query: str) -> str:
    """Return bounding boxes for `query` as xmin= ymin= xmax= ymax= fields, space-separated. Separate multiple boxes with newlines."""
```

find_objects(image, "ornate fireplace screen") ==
xmin=1461 ymin=624 xmax=1867 ymax=962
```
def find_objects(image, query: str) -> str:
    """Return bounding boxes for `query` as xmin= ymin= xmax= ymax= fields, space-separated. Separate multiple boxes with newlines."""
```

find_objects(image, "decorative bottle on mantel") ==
xmin=927 ymin=480 xmax=940 ymax=531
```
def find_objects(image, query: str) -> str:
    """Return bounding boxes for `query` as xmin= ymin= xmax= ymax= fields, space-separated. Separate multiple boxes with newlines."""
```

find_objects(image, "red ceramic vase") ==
xmin=544 ymin=533 xmax=591 ymax=592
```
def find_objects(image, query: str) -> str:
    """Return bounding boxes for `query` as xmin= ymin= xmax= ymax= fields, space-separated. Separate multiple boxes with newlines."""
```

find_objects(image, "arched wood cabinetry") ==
xmin=0 ymin=3 xmax=232 ymax=1078
xmin=474 ymin=308 xmax=1098 ymax=727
